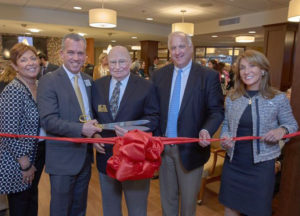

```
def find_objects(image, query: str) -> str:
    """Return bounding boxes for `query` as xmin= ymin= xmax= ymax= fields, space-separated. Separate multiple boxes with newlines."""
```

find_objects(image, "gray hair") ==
xmin=130 ymin=60 xmax=141 ymax=72
xmin=61 ymin=33 xmax=86 ymax=50
xmin=168 ymin=31 xmax=193 ymax=50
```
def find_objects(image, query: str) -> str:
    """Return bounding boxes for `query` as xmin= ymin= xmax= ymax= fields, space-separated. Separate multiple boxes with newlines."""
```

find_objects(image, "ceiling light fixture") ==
xmin=235 ymin=36 xmax=255 ymax=43
xmin=28 ymin=28 xmax=40 ymax=33
xmin=172 ymin=10 xmax=194 ymax=36
xmin=111 ymin=40 xmax=117 ymax=42
xmin=211 ymin=35 xmax=218 ymax=38
xmin=89 ymin=0 xmax=117 ymax=28
xmin=248 ymin=30 xmax=256 ymax=34
xmin=73 ymin=6 xmax=82 ymax=10
xmin=78 ymin=32 xmax=86 ymax=36
xmin=288 ymin=0 xmax=300 ymax=22
xmin=146 ymin=17 xmax=153 ymax=21
xmin=131 ymin=36 xmax=137 ymax=39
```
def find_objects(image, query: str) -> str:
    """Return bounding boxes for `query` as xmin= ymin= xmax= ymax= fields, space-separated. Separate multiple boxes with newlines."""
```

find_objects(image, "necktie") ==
xmin=41 ymin=66 xmax=46 ymax=76
xmin=166 ymin=69 xmax=182 ymax=137
xmin=73 ymin=75 xmax=86 ymax=115
xmin=110 ymin=81 xmax=121 ymax=119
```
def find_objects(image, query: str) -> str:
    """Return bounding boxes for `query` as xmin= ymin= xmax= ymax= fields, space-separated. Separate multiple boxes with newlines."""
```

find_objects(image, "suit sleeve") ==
xmin=142 ymin=83 xmax=160 ymax=132
xmin=202 ymin=71 xmax=224 ymax=136
xmin=37 ymin=74 xmax=83 ymax=138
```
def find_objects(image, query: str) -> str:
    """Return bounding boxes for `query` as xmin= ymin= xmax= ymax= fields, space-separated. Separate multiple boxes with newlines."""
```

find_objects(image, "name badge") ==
xmin=84 ymin=79 xmax=91 ymax=87
xmin=98 ymin=105 xmax=108 ymax=112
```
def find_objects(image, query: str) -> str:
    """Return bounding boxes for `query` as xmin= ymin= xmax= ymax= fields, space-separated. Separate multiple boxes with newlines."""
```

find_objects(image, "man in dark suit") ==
xmin=38 ymin=53 xmax=59 ymax=79
xmin=92 ymin=46 xmax=160 ymax=216
xmin=37 ymin=33 xmax=102 ymax=216
xmin=152 ymin=31 xmax=224 ymax=216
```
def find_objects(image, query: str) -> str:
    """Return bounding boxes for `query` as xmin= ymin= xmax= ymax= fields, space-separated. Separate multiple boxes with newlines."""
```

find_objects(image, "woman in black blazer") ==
xmin=0 ymin=43 xmax=42 ymax=216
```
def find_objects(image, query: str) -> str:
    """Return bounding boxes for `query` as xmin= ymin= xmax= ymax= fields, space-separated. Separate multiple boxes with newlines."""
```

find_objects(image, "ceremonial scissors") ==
xmin=79 ymin=115 xmax=150 ymax=131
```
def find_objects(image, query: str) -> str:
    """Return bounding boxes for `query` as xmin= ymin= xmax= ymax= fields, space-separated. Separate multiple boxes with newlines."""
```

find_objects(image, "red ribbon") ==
xmin=1 ymin=131 xmax=300 ymax=181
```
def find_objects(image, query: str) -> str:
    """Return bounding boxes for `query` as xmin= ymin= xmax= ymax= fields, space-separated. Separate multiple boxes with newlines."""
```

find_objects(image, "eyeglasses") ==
xmin=109 ymin=59 xmax=128 ymax=67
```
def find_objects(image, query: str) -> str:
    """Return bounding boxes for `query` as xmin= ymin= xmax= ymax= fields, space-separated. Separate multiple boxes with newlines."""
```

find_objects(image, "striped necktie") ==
xmin=166 ymin=69 xmax=182 ymax=137
xmin=109 ymin=81 xmax=121 ymax=119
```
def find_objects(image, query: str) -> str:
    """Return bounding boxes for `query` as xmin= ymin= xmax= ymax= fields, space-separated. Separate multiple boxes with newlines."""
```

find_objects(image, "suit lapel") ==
xmin=178 ymin=63 xmax=198 ymax=116
xmin=116 ymin=75 xmax=136 ymax=120
xmin=59 ymin=68 xmax=82 ymax=115
xmin=102 ymin=76 xmax=114 ymax=120
xmin=162 ymin=65 xmax=174 ymax=119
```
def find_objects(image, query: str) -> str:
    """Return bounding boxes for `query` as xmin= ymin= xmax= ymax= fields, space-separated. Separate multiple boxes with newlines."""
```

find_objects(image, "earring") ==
xmin=262 ymin=70 xmax=265 ymax=76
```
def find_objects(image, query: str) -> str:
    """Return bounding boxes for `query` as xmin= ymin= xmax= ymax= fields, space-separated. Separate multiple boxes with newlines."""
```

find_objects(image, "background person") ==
xmin=219 ymin=50 xmax=298 ymax=216
xmin=38 ymin=53 xmax=59 ymax=79
xmin=0 ymin=43 xmax=43 ymax=216
xmin=93 ymin=53 xmax=109 ymax=80
xmin=152 ymin=31 xmax=224 ymax=216
xmin=0 ymin=64 xmax=17 ymax=93
xmin=92 ymin=46 xmax=160 ymax=216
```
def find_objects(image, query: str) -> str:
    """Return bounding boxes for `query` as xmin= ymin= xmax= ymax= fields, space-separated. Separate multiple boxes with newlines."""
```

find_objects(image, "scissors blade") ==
xmin=101 ymin=119 xmax=150 ymax=130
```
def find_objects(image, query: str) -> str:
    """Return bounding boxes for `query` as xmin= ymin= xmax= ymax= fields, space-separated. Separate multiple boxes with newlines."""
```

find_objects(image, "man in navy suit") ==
xmin=152 ymin=31 xmax=224 ymax=216
xmin=92 ymin=46 xmax=160 ymax=216
xmin=37 ymin=33 xmax=101 ymax=216
xmin=38 ymin=53 xmax=59 ymax=79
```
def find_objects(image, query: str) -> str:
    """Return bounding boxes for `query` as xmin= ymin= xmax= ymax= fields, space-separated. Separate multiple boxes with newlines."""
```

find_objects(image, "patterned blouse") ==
xmin=0 ymin=78 xmax=39 ymax=194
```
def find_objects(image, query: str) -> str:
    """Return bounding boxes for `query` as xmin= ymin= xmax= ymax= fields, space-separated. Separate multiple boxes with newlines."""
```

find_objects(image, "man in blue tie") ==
xmin=152 ymin=31 xmax=224 ymax=216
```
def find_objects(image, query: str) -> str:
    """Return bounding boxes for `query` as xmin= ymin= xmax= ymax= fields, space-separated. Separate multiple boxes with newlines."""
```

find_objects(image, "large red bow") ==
xmin=106 ymin=130 xmax=164 ymax=181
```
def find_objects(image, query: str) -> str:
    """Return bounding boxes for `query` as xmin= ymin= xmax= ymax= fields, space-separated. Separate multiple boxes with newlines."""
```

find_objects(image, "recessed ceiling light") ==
xmin=28 ymin=28 xmax=40 ymax=33
xmin=211 ymin=35 xmax=218 ymax=38
xmin=73 ymin=6 xmax=82 ymax=10
xmin=25 ymin=32 xmax=31 ymax=35
xmin=146 ymin=17 xmax=153 ymax=21
xmin=248 ymin=31 xmax=256 ymax=34
xmin=131 ymin=36 xmax=137 ymax=39
xmin=78 ymin=32 xmax=86 ymax=36
xmin=111 ymin=40 xmax=117 ymax=43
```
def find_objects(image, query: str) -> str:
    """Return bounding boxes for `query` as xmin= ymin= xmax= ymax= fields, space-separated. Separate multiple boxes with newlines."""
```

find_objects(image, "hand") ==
xmin=275 ymin=161 xmax=281 ymax=174
xmin=221 ymin=136 xmax=234 ymax=149
xmin=82 ymin=119 xmax=102 ymax=137
xmin=115 ymin=125 xmax=128 ymax=137
xmin=261 ymin=128 xmax=286 ymax=144
xmin=22 ymin=165 xmax=36 ymax=184
xmin=199 ymin=129 xmax=211 ymax=147
xmin=93 ymin=133 xmax=105 ymax=154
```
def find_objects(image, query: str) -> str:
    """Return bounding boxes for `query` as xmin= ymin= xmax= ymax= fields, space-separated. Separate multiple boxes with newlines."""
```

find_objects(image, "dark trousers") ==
xmin=7 ymin=141 xmax=45 ymax=216
xmin=49 ymin=153 xmax=92 ymax=216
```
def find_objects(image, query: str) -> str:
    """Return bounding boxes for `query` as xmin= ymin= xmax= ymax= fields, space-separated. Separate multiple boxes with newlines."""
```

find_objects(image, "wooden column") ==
xmin=86 ymin=38 xmax=95 ymax=64
xmin=140 ymin=40 xmax=158 ymax=76
xmin=264 ymin=23 xmax=298 ymax=91
xmin=276 ymin=23 xmax=300 ymax=216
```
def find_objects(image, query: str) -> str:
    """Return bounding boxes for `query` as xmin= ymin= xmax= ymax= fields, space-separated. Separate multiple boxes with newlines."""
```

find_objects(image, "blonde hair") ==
xmin=98 ymin=53 xmax=108 ymax=64
xmin=0 ymin=64 xmax=17 ymax=83
xmin=229 ymin=50 xmax=279 ymax=100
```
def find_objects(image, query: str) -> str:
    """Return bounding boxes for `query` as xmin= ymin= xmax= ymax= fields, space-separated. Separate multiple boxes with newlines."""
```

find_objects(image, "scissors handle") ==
xmin=79 ymin=115 xmax=104 ymax=129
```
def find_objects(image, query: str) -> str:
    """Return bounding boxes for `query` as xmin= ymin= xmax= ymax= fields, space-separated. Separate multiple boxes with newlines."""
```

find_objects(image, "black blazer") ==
xmin=92 ymin=74 xmax=160 ymax=173
xmin=152 ymin=62 xmax=224 ymax=171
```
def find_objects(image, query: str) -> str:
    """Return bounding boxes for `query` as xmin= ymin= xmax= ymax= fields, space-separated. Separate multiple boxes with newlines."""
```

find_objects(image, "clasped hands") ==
xmin=221 ymin=127 xmax=287 ymax=150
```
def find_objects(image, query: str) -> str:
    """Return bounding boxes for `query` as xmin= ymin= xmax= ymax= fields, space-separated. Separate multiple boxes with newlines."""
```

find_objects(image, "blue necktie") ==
xmin=166 ymin=69 xmax=182 ymax=137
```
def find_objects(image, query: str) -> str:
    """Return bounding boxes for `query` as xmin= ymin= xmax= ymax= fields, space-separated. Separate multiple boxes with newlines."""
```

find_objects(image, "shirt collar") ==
xmin=111 ymin=73 xmax=130 ymax=86
xmin=63 ymin=64 xmax=82 ymax=81
xmin=174 ymin=59 xmax=192 ymax=74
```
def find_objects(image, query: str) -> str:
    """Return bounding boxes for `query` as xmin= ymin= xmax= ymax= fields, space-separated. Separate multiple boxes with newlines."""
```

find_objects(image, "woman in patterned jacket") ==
xmin=218 ymin=50 xmax=298 ymax=216
xmin=0 ymin=43 xmax=42 ymax=216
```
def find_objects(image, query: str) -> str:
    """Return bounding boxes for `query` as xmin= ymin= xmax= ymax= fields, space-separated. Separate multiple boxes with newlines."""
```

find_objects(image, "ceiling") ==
xmin=0 ymin=0 xmax=291 ymax=47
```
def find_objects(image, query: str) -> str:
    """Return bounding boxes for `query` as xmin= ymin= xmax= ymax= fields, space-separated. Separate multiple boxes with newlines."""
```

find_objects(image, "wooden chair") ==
xmin=197 ymin=127 xmax=226 ymax=205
